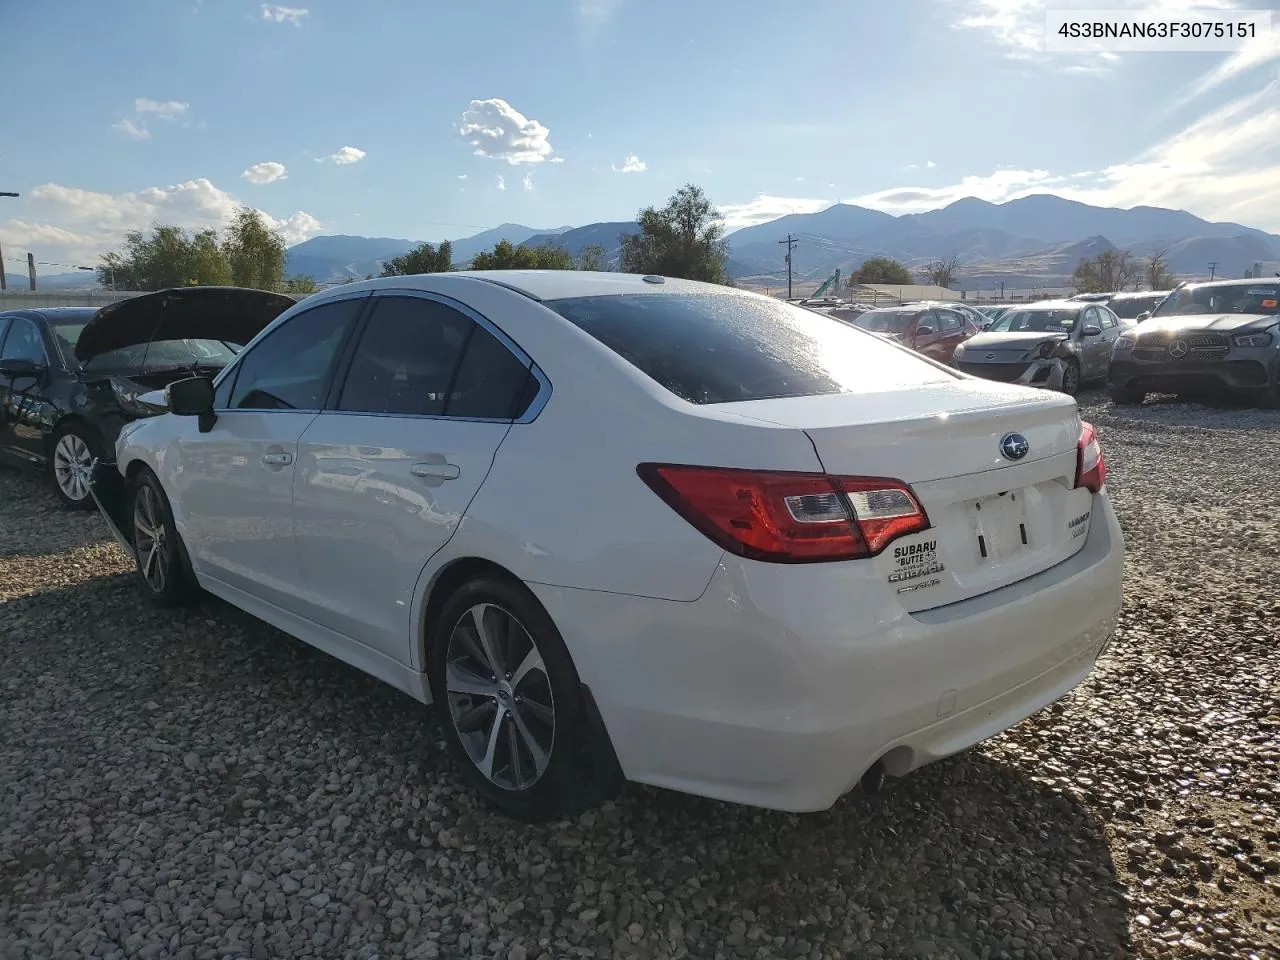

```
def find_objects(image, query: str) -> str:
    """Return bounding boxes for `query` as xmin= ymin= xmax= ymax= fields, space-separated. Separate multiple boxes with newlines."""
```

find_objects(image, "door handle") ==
xmin=261 ymin=452 xmax=293 ymax=466
xmin=411 ymin=461 xmax=460 ymax=480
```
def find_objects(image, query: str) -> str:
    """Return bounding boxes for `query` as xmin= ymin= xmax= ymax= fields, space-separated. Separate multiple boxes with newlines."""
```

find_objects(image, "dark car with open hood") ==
xmin=0 ymin=286 xmax=296 ymax=507
xmin=1107 ymin=278 xmax=1280 ymax=407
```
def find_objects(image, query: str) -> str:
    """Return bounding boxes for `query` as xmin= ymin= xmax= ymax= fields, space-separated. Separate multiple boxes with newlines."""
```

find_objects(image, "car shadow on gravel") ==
xmin=0 ymin=467 xmax=112 ymax=558
xmin=3 ymin=570 xmax=1137 ymax=960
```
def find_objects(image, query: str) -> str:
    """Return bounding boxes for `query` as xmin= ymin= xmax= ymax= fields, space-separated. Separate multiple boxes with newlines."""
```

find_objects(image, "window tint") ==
xmin=0 ymin=319 xmax=10 ymax=353
xmin=545 ymin=292 xmax=951 ymax=405
xmin=229 ymin=298 xmax=361 ymax=410
xmin=1098 ymin=308 xmax=1117 ymax=329
xmin=0 ymin=318 xmax=46 ymax=364
xmin=213 ymin=365 xmax=237 ymax=409
xmin=938 ymin=311 xmax=963 ymax=333
xmin=338 ymin=296 xmax=471 ymax=416
xmin=446 ymin=324 xmax=535 ymax=419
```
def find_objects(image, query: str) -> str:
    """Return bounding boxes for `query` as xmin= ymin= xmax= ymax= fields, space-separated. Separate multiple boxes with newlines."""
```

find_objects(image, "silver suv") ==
xmin=1107 ymin=278 xmax=1280 ymax=408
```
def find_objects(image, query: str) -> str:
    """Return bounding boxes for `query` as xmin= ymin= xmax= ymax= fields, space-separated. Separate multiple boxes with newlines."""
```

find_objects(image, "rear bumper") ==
xmin=89 ymin=459 xmax=135 ymax=559
xmin=954 ymin=357 xmax=1065 ymax=390
xmin=530 ymin=492 xmax=1124 ymax=812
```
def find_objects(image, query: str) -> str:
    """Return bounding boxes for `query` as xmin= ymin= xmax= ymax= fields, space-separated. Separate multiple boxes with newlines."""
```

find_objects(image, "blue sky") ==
xmin=2 ymin=0 xmax=1278 ymax=271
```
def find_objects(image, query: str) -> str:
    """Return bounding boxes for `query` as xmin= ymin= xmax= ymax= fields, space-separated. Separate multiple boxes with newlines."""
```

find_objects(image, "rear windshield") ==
xmin=1151 ymin=284 xmax=1280 ymax=318
xmin=852 ymin=310 xmax=917 ymax=334
xmin=545 ymin=292 xmax=952 ymax=405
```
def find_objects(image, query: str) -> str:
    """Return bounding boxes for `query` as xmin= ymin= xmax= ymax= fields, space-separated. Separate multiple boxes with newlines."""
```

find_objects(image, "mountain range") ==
xmin=27 ymin=194 xmax=1280 ymax=293
xmin=282 ymin=193 xmax=1280 ymax=290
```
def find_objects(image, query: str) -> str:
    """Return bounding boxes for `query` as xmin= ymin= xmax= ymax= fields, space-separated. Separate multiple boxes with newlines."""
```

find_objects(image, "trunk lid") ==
xmin=720 ymin=380 xmax=1093 ymax=611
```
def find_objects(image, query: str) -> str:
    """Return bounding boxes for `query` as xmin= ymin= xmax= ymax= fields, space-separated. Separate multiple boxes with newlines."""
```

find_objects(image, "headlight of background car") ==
xmin=1232 ymin=330 xmax=1274 ymax=348
xmin=110 ymin=379 xmax=166 ymax=417
xmin=1114 ymin=335 xmax=1135 ymax=351
xmin=952 ymin=342 xmax=966 ymax=357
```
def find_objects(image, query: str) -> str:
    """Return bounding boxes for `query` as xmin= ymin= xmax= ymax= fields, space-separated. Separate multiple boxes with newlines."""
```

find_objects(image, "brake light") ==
xmin=1075 ymin=421 xmax=1106 ymax=493
xmin=637 ymin=464 xmax=930 ymax=563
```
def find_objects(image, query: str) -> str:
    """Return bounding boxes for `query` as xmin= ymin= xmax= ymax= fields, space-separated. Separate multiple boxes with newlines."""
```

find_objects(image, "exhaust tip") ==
xmin=860 ymin=759 xmax=887 ymax=795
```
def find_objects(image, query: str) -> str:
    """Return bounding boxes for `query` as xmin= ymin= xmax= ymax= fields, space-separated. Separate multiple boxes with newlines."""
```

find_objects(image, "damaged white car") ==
xmin=951 ymin=300 xmax=1128 ymax=395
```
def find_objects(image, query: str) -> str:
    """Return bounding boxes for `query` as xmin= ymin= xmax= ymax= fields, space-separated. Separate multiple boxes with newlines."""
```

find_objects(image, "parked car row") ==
xmin=3 ymin=272 xmax=1128 ymax=821
xmin=0 ymin=288 xmax=297 ymax=507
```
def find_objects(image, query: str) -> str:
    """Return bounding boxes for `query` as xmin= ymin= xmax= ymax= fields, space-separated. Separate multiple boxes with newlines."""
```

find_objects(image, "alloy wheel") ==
xmin=133 ymin=484 xmax=170 ymax=594
xmin=53 ymin=433 xmax=93 ymax=502
xmin=444 ymin=603 xmax=556 ymax=791
xmin=1062 ymin=363 xmax=1080 ymax=394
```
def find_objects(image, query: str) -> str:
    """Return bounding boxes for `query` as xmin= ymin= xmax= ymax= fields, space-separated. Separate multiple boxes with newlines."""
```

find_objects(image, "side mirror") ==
xmin=1082 ymin=325 xmax=1102 ymax=337
xmin=0 ymin=358 xmax=46 ymax=379
xmin=915 ymin=325 xmax=935 ymax=337
xmin=166 ymin=376 xmax=217 ymax=432
xmin=1136 ymin=311 xmax=1151 ymax=322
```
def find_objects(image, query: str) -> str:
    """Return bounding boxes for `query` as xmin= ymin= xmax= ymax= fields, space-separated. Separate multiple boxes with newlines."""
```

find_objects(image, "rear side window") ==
xmin=545 ymin=293 xmax=951 ymax=405
xmin=336 ymin=295 xmax=535 ymax=420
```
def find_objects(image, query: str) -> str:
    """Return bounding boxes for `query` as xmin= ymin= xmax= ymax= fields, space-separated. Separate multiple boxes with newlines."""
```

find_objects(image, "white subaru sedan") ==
xmin=91 ymin=272 xmax=1124 ymax=821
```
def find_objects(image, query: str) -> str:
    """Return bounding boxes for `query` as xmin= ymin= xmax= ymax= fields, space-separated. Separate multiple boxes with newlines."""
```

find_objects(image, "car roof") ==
xmin=0 ymin=306 xmax=98 ymax=323
xmin=1182 ymin=277 xmax=1278 ymax=288
xmin=1003 ymin=299 xmax=1081 ymax=310
xmin=312 ymin=270 xmax=726 ymax=303
xmin=1109 ymin=290 xmax=1170 ymax=299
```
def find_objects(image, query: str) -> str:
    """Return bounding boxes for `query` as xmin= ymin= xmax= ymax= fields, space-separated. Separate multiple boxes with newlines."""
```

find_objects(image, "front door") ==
xmin=0 ymin=317 xmax=54 ymax=464
xmin=292 ymin=292 xmax=537 ymax=665
xmin=1077 ymin=306 xmax=1112 ymax=379
xmin=170 ymin=295 xmax=367 ymax=611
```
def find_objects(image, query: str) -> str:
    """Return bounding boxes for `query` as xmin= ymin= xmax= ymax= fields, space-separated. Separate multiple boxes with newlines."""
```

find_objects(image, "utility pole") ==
xmin=1208 ymin=261 xmax=1218 ymax=281
xmin=27 ymin=252 xmax=36 ymax=291
xmin=778 ymin=234 xmax=798 ymax=300
xmin=0 ymin=242 xmax=6 ymax=291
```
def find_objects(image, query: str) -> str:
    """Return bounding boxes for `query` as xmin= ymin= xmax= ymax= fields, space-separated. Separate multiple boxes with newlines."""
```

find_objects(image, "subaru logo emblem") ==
xmin=1000 ymin=433 xmax=1030 ymax=461
xmin=985 ymin=353 xmax=996 ymax=360
xmin=1168 ymin=339 xmax=1189 ymax=359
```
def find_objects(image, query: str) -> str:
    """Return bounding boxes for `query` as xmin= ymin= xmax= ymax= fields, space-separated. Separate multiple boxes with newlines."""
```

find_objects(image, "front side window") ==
xmin=546 ymin=292 xmax=952 ymax=405
xmin=0 ymin=318 xmax=47 ymax=365
xmin=228 ymin=298 xmax=363 ymax=410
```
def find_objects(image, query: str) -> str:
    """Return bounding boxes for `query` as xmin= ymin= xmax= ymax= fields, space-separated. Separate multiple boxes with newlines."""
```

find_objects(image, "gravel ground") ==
xmin=2 ymin=389 xmax=1278 ymax=960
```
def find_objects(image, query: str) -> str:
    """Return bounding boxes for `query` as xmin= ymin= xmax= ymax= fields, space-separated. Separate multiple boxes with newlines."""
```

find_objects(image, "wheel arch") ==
xmin=418 ymin=556 xmax=524 ymax=670
xmin=46 ymin=413 xmax=104 ymax=458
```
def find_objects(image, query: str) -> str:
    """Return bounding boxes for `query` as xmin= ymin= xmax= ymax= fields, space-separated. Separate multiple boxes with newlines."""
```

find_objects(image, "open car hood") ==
xmin=75 ymin=286 xmax=298 ymax=363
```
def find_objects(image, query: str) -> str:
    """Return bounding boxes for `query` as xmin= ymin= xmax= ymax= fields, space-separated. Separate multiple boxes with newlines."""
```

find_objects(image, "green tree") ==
xmin=222 ymin=207 xmax=286 ymax=290
xmin=381 ymin=240 xmax=453 ymax=276
xmin=849 ymin=257 xmax=912 ymax=285
xmin=281 ymin=275 xmax=319 ymax=295
xmin=619 ymin=184 xmax=728 ymax=282
xmin=471 ymin=239 xmax=575 ymax=270
xmin=577 ymin=244 xmax=607 ymax=271
xmin=97 ymin=225 xmax=233 ymax=291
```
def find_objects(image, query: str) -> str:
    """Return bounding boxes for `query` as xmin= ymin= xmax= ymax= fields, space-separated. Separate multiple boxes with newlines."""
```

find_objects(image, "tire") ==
xmin=1109 ymin=384 xmax=1145 ymax=406
xmin=1058 ymin=360 xmax=1081 ymax=396
xmin=428 ymin=575 xmax=598 ymax=822
xmin=49 ymin=422 xmax=103 ymax=510
xmin=128 ymin=467 xmax=200 ymax=607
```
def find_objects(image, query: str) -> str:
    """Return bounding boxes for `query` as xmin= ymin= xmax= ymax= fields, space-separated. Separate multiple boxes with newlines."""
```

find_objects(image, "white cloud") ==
xmin=261 ymin=3 xmax=308 ymax=25
xmin=522 ymin=172 xmax=534 ymax=192
xmin=1182 ymin=28 xmax=1280 ymax=102
xmin=241 ymin=161 xmax=288 ymax=185
xmin=855 ymin=169 xmax=1061 ymax=214
xmin=578 ymin=0 xmax=622 ymax=25
xmin=0 ymin=177 xmax=323 ymax=269
xmin=135 ymin=98 xmax=189 ymax=120
xmin=458 ymin=98 xmax=556 ymax=165
xmin=926 ymin=160 xmax=937 ymax=169
xmin=719 ymin=194 xmax=832 ymax=230
xmin=113 ymin=98 xmax=190 ymax=140
xmin=496 ymin=175 xmax=507 ymax=192
xmin=953 ymin=0 xmax=1237 ymax=72
xmin=849 ymin=77 xmax=1280 ymax=232
xmin=457 ymin=174 xmax=467 ymax=180
xmin=113 ymin=118 xmax=150 ymax=141
xmin=611 ymin=153 xmax=647 ymax=173
xmin=319 ymin=146 xmax=366 ymax=165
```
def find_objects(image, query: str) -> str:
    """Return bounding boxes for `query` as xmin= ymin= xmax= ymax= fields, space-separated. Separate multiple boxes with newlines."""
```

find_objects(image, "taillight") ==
xmin=636 ymin=464 xmax=930 ymax=563
xmin=1075 ymin=421 xmax=1106 ymax=493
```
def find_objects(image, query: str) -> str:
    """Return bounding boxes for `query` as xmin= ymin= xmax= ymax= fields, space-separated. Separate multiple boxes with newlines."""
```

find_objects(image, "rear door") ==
xmin=935 ymin=309 xmax=968 ymax=362
xmin=291 ymin=292 xmax=538 ymax=664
